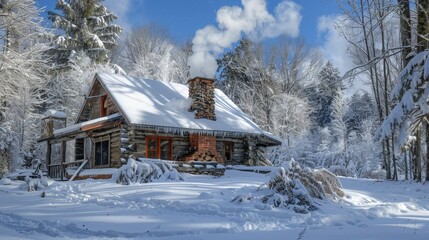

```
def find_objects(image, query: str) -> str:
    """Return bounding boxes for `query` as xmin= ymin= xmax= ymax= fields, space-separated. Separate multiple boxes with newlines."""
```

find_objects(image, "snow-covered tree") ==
xmin=376 ymin=51 xmax=429 ymax=153
xmin=0 ymin=124 xmax=22 ymax=176
xmin=375 ymin=50 xmax=429 ymax=180
xmin=271 ymin=93 xmax=312 ymax=146
xmin=0 ymin=0 xmax=51 ymax=169
xmin=346 ymin=91 xmax=376 ymax=137
xmin=114 ymin=25 xmax=189 ymax=83
xmin=330 ymin=92 xmax=348 ymax=152
xmin=120 ymin=25 xmax=189 ymax=83
xmin=48 ymin=0 xmax=122 ymax=64
xmin=312 ymin=62 xmax=343 ymax=128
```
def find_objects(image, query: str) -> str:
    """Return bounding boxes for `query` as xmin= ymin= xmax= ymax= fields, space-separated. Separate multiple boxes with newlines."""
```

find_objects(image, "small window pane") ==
xmin=147 ymin=138 xmax=157 ymax=159
xmin=95 ymin=140 xmax=109 ymax=166
xmin=95 ymin=142 xmax=102 ymax=166
xmin=101 ymin=141 xmax=109 ymax=165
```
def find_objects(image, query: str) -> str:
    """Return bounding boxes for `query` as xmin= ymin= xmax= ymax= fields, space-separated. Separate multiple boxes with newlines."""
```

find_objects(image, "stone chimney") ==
xmin=188 ymin=76 xmax=216 ymax=121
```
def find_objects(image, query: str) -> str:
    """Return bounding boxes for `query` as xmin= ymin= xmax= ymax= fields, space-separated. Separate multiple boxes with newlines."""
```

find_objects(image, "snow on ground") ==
xmin=1 ymin=170 xmax=429 ymax=240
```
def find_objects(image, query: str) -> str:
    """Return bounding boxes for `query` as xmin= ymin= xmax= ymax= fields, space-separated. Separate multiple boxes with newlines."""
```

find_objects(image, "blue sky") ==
xmin=110 ymin=0 xmax=340 ymax=47
xmin=39 ymin=0 xmax=349 ymax=73
xmin=39 ymin=0 xmax=339 ymax=44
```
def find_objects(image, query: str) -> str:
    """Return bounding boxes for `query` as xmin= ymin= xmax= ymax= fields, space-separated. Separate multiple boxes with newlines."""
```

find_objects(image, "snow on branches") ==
xmin=232 ymin=159 xmax=344 ymax=213
xmin=375 ymin=50 xmax=429 ymax=152
xmin=113 ymin=158 xmax=183 ymax=185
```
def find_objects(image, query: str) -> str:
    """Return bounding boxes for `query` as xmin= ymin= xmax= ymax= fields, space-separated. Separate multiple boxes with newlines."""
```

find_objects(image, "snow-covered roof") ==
xmin=54 ymin=113 xmax=122 ymax=136
xmin=96 ymin=73 xmax=276 ymax=140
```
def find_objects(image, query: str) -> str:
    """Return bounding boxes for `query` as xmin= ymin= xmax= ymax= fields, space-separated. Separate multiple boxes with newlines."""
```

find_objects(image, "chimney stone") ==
xmin=188 ymin=76 xmax=216 ymax=121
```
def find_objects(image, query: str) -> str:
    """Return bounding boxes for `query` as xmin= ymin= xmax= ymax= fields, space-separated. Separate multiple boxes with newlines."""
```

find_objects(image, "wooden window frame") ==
xmin=94 ymin=139 xmax=110 ymax=167
xmin=145 ymin=136 xmax=172 ymax=160
xmin=100 ymin=95 xmax=108 ymax=117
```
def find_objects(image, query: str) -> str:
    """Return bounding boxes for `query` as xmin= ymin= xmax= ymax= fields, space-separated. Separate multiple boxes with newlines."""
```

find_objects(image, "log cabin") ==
xmin=38 ymin=73 xmax=281 ymax=179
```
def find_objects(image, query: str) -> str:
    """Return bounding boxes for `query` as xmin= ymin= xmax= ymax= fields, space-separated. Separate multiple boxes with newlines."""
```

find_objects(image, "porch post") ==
xmin=46 ymin=141 xmax=51 ymax=177
xmin=60 ymin=140 xmax=66 ymax=180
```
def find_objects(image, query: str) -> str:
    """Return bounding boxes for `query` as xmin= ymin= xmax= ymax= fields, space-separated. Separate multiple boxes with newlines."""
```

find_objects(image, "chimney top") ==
xmin=188 ymin=76 xmax=216 ymax=121
xmin=188 ymin=76 xmax=216 ymax=83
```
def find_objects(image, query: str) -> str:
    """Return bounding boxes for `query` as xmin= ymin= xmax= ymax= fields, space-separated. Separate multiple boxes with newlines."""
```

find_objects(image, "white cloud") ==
xmin=317 ymin=15 xmax=370 ymax=96
xmin=317 ymin=15 xmax=352 ymax=75
xmin=188 ymin=0 xmax=302 ymax=78
xmin=104 ymin=0 xmax=132 ymax=32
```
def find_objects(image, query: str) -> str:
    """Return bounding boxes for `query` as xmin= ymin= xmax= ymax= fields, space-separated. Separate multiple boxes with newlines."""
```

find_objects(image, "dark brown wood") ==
xmin=46 ymin=141 xmax=51 ymax=170
xmin=60 ymin=141 xmax=66 ymax=180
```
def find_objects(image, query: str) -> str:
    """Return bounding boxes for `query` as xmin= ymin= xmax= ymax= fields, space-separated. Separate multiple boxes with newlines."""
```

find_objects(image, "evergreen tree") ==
xmin=217 ymin=38 xmax=256 ymax=104
xmin=312 ymin=62 xmax=343 ymax=128
xmin=346 ymin=91 xmax=376 ymax=138
xmin=48 ymin=0 xmax=122 ymax=64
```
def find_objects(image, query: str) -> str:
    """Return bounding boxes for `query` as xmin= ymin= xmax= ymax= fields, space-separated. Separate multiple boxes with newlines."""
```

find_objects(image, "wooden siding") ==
xmin=123 ymin=127 xmax=246 ymax=164
xmin=216 ymin=138 xmax=245 ymax=165
xmin=126 ymin=128 xmax=188 ymax=160
xmin=91 ymin=127 xmax=122 ymax=168
xmin=78 ymin=78 xmax=119 ymax=123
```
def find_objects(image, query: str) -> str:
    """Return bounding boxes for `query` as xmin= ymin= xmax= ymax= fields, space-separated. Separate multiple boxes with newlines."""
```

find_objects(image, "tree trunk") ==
xmin=417 ymin=0 xmax=429 ymax=181
xmin=426 ymin=122 xmax=429 ymax=181
xmin=385 ymin=139 xmax=392 ymax=179
xmin=399 ymin=0 xmax=412 ymax=66
xmin=417 ymin=0 xmax=429 ymax=52
xmin=392 ymin=135 xmax=398 ymax=180
xmin=404 ymin=151 xmax=408 ymax=180
xmin=413 ymin=129 xmax=422 ymax=181
xmin=409 ymin=149 xmax=413 ymax=180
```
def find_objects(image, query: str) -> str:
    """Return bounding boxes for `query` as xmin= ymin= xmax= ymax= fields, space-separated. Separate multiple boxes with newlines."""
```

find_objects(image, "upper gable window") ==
xmin=100 ymin=95 xmax=108 ymax=117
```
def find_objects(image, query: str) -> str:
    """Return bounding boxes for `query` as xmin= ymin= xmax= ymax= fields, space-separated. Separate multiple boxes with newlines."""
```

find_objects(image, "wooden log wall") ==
xmin=91 ymin=127 xmax=121 ymax=168
xmin=126 ymin=126 xmax=146 ymax=159
xmin=125 ymin=127 xmax=191 ymax=161
xmin=90 ymin=124 xmax=259 ymax=167
xmin=216 ymin=138 xmax=245 ymax=165
xmin=124 ymin=128 xmax=247 ymax=164
xmin=78 ymin=79 xmax=119 ymax=123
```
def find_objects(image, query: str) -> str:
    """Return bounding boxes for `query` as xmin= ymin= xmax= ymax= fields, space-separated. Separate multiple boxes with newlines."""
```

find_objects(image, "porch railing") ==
xmin=48 ymin=159 xmax=90 ymax=180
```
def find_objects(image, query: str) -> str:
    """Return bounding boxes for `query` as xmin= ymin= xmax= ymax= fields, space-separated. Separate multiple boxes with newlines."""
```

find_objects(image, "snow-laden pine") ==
xmin=375 ymin=50 xmax=429 ymax=152
xmin=48 ymin=0 xmax=122 ymax=63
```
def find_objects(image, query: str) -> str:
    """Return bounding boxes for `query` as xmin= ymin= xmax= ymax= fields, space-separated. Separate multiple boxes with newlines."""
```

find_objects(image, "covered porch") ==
xmin=38 ymin=112 xmax=123 ymax=180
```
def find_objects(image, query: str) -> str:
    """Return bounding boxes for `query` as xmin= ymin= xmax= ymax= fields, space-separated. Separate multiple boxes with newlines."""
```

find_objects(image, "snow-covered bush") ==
xmin=20 ymin=175 xmax=48 ymax=192
xmin=113 ymin=158 xmax=183 ymax=185
xmin=262 ymin=167 xmax=318 ymax=213
xmin=233 ymin=160 xmax=344 ymax=213
xmin=0 ymin=178 xmax=12 ymax=185
xmin=369 ymin=168 xmax=387 ymax=180
xmin=0 ymin=125 xmax=22 ymax=177
xmin=313 ymin=169 xmax=345 ymax=198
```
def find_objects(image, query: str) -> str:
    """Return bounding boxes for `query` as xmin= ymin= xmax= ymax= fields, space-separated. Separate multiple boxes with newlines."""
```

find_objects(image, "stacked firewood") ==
xmin=193 ymin=151 xmax=217 ymax=162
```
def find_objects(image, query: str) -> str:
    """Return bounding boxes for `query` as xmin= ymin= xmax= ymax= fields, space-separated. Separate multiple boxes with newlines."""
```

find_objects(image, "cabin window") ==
xmin=146 ymin=136 xmax=172 ymax=160
xmin=100 ymin=95 xmax=108 ymax=117
xmin=224 ymin=142 xmax=233 ymax=161
xmin=95 ymin=140 xmax=109 ymax=166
